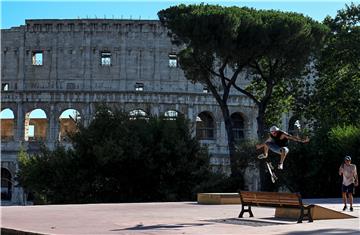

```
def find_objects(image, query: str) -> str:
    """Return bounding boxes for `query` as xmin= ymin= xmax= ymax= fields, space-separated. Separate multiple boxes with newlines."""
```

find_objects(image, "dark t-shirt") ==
xmin=270 ymin=131 xmax=288 ymax=147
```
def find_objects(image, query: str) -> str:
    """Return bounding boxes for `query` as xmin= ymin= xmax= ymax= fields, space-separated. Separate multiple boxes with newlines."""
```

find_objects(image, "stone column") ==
xmin=17 ymin=41 xmax=25 ymax=90
xmin=83 ymin=103 xmax=93 ymax=127
xmin=187 ymin=105 xmax=196 ymax=138
xmin=15 ymin=103 xmax=25 ymax=141
xmin=46 ymin=105 xmax=59 ymax=147
xmin=151 ymin=105 xmax=159 ymax=116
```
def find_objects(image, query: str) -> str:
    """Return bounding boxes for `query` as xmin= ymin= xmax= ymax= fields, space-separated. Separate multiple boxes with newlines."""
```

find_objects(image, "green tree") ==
xmin=17 ymin=145 xmax=79 ymax=203
xmin=17 ymin=106 xmax=229 ymax=204
xmin=282 ymin=124 xmax=360 ymax=198
xmin=308 ymin=3 xmax=360 ymax=130
xmin=158 ymin=4 xmax=328 ymax=176
xmin=283 ymin=4 xmax=360 ymax=197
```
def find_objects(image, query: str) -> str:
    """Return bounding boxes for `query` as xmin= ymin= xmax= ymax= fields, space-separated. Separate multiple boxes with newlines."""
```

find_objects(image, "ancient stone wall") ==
xmin=1 ymin=19 xmax=260 ymax=203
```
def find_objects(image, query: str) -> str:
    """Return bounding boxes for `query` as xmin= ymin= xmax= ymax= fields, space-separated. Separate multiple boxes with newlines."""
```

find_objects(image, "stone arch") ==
xmin=196 ymin=111 xmax=215 ymax=140
xmin=59 ymin=108 xmax=81 ymax=142
xmin=1 ymin=167 xmax=12 ymax=201
xmin=288 ymin=116 xmax=301 ymax=135
xmin=129 ymin=109 xmax=148 ymax=120
xmin=24 ymin=108 xmax=48 ymax=141
xmin=0 ymin=108 xmax=15 ymax=141
xmin=90 ymin=106 xmax=114 ymax=122
xmin=163 ymin=109 xmax=183 ymax=120
xmin=231 ymin=112 xmax=245 ymax=141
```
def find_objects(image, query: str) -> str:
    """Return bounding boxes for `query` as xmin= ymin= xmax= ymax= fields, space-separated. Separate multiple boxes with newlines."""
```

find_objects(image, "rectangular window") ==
xmin=102 ymin=23 xmax=109 ymax=31
xmin=2 ymin=83 xmax=9 ymax=91
xmin=203 ymin=86 xmax=209 ymax=93
xmin=45 ymin=24 xmax=52 ymax=31
xmin=66 ymin=83 xmax=75 ymax=90
xmin=100 ymin=52 xmax=111 ymax=66
xmin=135 ymin=83 xmax=144 ymax=91
xmin=68 ymin=23 xmax=75 ymax=31
xmin=90 ymin=23 xmax=97 ymax=31
xmin=34 ymin=24 xmax=41 ymax=31
xmin=28 ymin=125 xmax=35 ymax=138
xmin=114 ymin=23 xmax=121 ymax=30
xmin=57 ymin=23 xmax=63 ymax=31
xmin=32 ymin=51 xmax=43 ymax=66
xmin=78 ymin=23 xmax=86 ymax=30
xmin=169 ymin=53 xmax=177 ymax=67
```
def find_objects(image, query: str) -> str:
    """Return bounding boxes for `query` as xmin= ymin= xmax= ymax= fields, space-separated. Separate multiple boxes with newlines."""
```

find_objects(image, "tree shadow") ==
xmin=202 ymin=217 xmax=287 ymax=227
xmin=110 ymin=222 xmax=212 ymax=231
xmin=285 ymin=228 xmax=360 ymax=235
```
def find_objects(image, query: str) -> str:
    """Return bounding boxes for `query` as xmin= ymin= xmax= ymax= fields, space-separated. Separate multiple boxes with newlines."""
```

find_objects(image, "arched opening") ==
xmin=24 ymin=109 xmax=48 ymax=141
xmin=164 ymin=110 xmax=181 ymax=120
xmin=129 ymin=109 xmax=148 ymax=120
xmin=0 ymin=108 xmax=15 ymax=141
xmin=59 ymin=109 xmax=81 ymax=142
xmin=196 ymin=112 xmax=215 ymax=140
xmin=1 ymin=168 xmax=12 ymax=201
xmin=231 ymin=112 xmax=245 ymax=141
xmin=288 ymin=116 xmax=301 ymax=136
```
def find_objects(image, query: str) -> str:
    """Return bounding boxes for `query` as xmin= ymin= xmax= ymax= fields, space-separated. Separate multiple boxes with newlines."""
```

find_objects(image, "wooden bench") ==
xmin=239 ymin=191 xmax=314 ymax=223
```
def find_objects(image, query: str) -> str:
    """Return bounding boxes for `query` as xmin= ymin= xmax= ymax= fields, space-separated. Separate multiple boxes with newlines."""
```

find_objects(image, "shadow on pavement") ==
xmin=285 ymin=228 xmax=360 ymax=235
xmin=111 ymin=222 xmax=212 ymax=231
xmin=203 ymin=218 xmax=286 ymax=227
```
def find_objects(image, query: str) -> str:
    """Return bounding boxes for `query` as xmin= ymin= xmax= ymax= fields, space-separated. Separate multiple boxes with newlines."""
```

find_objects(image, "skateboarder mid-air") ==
xmin=256 ymin=125 xmax=309 ymax=170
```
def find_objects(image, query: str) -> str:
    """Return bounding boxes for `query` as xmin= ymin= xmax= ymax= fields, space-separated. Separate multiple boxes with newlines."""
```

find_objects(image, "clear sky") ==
xmin=1 ymin=0 xmax=358 ymax=29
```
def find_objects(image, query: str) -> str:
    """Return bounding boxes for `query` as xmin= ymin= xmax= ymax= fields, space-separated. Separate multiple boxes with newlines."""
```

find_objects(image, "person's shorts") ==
xmin=265 ymin=141 xmax=289 ymax=155
xmin=342 ymin=183 xmax=355 ymax=194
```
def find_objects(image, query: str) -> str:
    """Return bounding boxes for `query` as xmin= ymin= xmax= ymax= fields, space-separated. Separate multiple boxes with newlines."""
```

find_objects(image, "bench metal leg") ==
xmin=307 ymin=206 xmax=313 ymax=222
xmin=297 ymin=206 xmax=313 ymax=223
xmin=239 ymin=205 xmax=254 ymax=218
xmin=297 ymin=207 xmax=304 ymax=223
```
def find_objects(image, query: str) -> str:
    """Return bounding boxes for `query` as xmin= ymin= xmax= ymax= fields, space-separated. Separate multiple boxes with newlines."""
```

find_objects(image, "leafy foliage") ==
xmin=281 ymin=125 xmax=360 ymax=198
xmin=328 ymin=125 xmax=360 ymax=155
xmin=276 ymin=4 xmax=360 ymax=198
xmin=17 ymin=106 xmax=234 ymax=204
xmin=158 ymin=4 xmax=328 ymax=177
xmin=308 ymin=3 xmax=360 ymax=129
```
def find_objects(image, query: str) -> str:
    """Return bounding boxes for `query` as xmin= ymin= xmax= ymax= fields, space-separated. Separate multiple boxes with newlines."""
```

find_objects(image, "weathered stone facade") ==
xmin=1 ymin=19 xmax=260 ymax=204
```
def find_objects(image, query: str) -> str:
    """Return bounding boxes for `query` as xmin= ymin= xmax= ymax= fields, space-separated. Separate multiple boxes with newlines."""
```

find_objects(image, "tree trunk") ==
xmin=219 ymin=103 xmax=238 ymax=177
xmin=256 ymin=102 xmax=273 ymax=191
xmin=256 ymin=103 xmax=267 ymax=140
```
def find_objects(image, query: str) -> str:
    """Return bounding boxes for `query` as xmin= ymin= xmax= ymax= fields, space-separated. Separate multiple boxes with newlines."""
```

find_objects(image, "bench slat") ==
xmin=238 ymin=191 xmax=313 ymax=223
xmin=245 ymin=200 xmax=299 ymax=205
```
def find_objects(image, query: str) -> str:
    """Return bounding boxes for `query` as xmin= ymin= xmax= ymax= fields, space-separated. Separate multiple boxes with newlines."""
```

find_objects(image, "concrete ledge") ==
xmin=275 ymin=205 xmax=357 ymax=220
xmin=197 ymin=193 xmax=240 ymax=204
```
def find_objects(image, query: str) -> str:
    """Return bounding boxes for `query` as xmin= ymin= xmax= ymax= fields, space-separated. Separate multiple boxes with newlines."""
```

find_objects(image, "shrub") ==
xmin=17 ymin=106 xmax=231 ymax=204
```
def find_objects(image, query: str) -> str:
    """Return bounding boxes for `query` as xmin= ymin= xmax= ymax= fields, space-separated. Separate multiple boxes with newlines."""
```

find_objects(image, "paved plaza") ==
xmin=1 ymin=198 xmax=359 ymax=235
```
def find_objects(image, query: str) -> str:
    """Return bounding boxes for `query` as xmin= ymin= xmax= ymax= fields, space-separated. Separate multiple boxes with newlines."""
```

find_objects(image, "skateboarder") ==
xmin=339 ymin=156 xmax=358 ymax=212
xmin=256 ymin=125 xmax=309 ymax=170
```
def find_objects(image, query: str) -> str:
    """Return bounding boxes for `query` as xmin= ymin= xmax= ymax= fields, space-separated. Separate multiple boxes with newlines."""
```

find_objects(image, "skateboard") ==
xmin=265 ymin=161 xmax=278 ymax=183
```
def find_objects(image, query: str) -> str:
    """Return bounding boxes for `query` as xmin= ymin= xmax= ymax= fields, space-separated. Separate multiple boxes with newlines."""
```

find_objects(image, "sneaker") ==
xmin=350 ymin=207 xmax=353 ymax=212
xmin=343 ymin=205 xmax=347 ymax=211
xmin=278 ymin=163 xmax=283 ymax=170
xmin=257 ymin=154 xmax=267 ymax=159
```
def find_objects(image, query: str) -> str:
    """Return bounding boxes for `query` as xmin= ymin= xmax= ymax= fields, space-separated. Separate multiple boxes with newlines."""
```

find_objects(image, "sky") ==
xmin=1 ymin=0 xmax=359 ymax=29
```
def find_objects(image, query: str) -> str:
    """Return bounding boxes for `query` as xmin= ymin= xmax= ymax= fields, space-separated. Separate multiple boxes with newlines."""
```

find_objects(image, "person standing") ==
xmin=339 ymin=156 xmax=358 ymax=211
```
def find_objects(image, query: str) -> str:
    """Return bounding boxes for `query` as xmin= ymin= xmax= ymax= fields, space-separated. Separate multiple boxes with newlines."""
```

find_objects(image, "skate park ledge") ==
xmin=197 ymin=192 xmax=357 ymax=220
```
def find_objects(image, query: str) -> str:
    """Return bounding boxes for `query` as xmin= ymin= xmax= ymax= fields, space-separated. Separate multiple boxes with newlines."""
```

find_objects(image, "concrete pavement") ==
xmin=1 ymin=198 xmax=359 ymax=235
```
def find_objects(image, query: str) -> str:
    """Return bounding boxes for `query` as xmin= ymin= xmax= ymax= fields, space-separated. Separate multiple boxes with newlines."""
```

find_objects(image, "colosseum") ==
xmin=1 ymin=19 xmax=271 ymax=204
